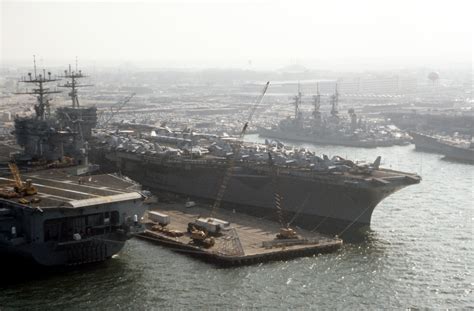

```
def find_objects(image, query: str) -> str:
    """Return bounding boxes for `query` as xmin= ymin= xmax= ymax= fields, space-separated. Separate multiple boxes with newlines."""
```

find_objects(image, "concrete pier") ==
xmin=136 ymin=201 xmax=342 ymax=266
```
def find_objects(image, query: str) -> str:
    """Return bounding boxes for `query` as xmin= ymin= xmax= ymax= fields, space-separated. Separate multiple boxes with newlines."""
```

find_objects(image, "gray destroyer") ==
xmin=258 ymin=85 xmax=410 ymax=148
xmin=0 ymin=64 xmax=147 ymax=266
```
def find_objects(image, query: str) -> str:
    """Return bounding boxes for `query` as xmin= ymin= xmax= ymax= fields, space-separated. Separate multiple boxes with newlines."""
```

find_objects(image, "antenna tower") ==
xmin=16 ymin=55 xmax=61 ymax=120
xmin=58 ymin=60 xmax=93 ymax=108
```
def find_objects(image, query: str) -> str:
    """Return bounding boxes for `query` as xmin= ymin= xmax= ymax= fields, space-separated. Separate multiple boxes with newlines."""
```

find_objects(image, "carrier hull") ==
xmin=98 ymin=151 xmax=419 ymax=235
xmin=0 ymin=170 xmax=146 ymax=266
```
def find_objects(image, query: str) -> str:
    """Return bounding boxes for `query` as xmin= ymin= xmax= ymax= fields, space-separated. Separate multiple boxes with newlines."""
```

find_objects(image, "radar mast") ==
xmin=58 ymin=58 xmax=93 ymax=108
xmin=330 ymin=83 xmax=339 ymax=118
xmin=312 ymin=83 xmax=322 ymax=127
xmin=16 ymin=55 xmax=61 ymax=120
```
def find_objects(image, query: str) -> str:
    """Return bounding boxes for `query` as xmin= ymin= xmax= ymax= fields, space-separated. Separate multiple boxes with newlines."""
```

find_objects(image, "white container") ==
xmin=148 ymin=211 xmax=170 ymax=225
xmin=194 ymin=217 xmax=230 ymax=233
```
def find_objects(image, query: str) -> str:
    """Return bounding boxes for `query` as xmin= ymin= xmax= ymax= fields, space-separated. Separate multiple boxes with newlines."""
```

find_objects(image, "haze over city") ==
xmin=1 ymin=0 xmax=473 ymax=70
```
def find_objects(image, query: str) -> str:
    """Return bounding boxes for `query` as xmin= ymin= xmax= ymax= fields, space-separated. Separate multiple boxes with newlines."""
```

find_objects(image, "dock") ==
xmin=135 ymin=201 xmax=343 ymax=266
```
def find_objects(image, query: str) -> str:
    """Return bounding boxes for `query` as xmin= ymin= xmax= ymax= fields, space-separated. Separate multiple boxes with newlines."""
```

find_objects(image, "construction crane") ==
xmin=8 ymin=162 xmax=37 ymax=196
xmin=186 ymin=82 xmax=269 ymax=250
xmin=267 ymin=153 xmax=298 ymax=240
xmin=209 ymin=81 xmax=270 ymax=217
xmin=100 ymin=93 xmax=136 ymax=128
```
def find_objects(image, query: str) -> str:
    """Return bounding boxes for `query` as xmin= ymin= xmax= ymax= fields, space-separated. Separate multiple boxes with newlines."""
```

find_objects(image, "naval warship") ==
xmin=90 ymin=124 xmax=421 ymax=235
xmin=410 ymin=131 xmax=474 ymax=164
xmin=0 ymin=63 xmax=147 ymax=266
xmin=258 ymin=84 xmax=410 ymax=148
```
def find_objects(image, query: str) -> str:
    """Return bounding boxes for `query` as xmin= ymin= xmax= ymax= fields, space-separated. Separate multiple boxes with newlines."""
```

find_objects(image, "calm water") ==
xmin=1 ymin=138 xmax=472 ymax=309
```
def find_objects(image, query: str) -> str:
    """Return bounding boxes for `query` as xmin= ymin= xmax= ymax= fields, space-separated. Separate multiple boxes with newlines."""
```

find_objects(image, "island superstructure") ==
xmin=0 ymin=60 xmax=147 ymax=266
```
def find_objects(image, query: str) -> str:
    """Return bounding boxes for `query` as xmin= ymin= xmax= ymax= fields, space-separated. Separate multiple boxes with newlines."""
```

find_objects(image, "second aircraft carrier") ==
xmin=91 ymin=129 xmax=421 ymax=235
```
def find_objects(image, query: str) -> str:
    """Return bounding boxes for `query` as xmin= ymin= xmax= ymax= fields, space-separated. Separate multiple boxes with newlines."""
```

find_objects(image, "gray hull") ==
xmin=410 ymin=132 xmax=474 ymax=164
xmin=258 ymin=127 xmax=403 ymax=148
xmin=443 ymin=146 xmax=474 ymax=163
xmin=101 ymin=151 xmax=418 ymax=235
xmin=1 ymin=232 xmax=127 ymax=266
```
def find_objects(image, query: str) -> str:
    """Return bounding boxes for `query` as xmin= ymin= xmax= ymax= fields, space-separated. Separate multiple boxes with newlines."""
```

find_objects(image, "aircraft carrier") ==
xmin=91 ymin=127 xmax=421 ymax=234
xmin=0 ymin=167 xmax=146 ymax=266
xmin=0 ymin=62 xmax=147 ymax=266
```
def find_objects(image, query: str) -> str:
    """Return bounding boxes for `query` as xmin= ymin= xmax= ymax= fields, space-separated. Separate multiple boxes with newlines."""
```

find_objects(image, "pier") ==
xmin=136 ymin=201 xmax=343 ymax=266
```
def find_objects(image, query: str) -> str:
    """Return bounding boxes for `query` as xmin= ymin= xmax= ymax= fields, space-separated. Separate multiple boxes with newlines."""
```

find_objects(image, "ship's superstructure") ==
xmin=0 ymin=61 xmax=146 ymax=266
xmin=13 ymin=60 xmax=67 ymax=163
xmin=258 ymin=84 xmax=411 ymax=148
xmin=56 ymin=64 xmax=98 ymax=144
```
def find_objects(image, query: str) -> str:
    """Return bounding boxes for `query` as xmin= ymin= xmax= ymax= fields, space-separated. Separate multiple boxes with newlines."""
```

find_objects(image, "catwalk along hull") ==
xmin=258 ymin=127 xmax=401 ymax=148
xmin=99 ymin=151 xmax=420 ymax=234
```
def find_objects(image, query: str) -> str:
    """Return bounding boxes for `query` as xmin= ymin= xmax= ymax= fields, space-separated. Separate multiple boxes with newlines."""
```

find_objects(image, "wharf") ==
xmin=136 ymin=202 xmax=342 ymax=266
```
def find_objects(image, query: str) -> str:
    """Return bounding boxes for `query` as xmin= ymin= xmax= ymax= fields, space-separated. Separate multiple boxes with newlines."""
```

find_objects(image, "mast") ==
xmin=293 ymin=82 xmax=303 ymax=119
xmin=16 ymin=55 xmax=61 ymax=120
xmin=58 ymin=60 xmax=93 ymax=108
xmin=312 ymin=83 xmax=322 ymax=127
xmin=313 ymin=83 xmax=321 ymax=116
xmin=56 ymin=62 xmax=96 ymax=157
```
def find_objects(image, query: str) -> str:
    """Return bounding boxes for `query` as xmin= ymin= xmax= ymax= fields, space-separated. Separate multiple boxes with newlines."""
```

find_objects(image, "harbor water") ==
xmin=0 ymin=139 xmax=472 ymax=309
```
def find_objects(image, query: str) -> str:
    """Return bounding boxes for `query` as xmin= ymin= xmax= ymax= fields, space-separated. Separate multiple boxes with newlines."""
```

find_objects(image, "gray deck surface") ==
xmin=0 ymin=168 xmax=140 ymax=208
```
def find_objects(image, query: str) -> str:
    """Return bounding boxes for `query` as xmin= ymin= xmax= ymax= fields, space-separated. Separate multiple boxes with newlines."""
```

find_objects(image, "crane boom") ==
xmin=8 ymin=162 xmax=23 ymax=189
xmin=101 ymin=93 xmax=136 ymax=127
xmin=210 ymin=81 xmax=270 ymax=217
xmin=7 ymin=162 xmax=37 ymax=196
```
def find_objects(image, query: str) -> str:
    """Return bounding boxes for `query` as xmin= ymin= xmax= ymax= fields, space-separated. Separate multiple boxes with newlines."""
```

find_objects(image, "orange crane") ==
xmin=8 ymin=162 xmax=37 ymax=196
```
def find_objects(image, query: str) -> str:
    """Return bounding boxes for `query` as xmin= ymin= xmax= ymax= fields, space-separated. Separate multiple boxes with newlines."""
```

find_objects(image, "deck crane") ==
xmin=209 ymin=81 xmax=270 ymax=218
xmin=8 ymin=162 xmax=37 ymax=196
xmin=187 ymin=82 xmax=270 ymax=244
xmin=100 ymin=93 xmax=136 ymax=128
xmin=267 ymin=153 xmax=298 ymax=240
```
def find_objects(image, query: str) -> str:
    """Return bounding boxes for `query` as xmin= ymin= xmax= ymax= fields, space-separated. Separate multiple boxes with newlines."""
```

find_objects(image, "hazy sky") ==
xmin=1 ymin=0 xmax=473 ymax=69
